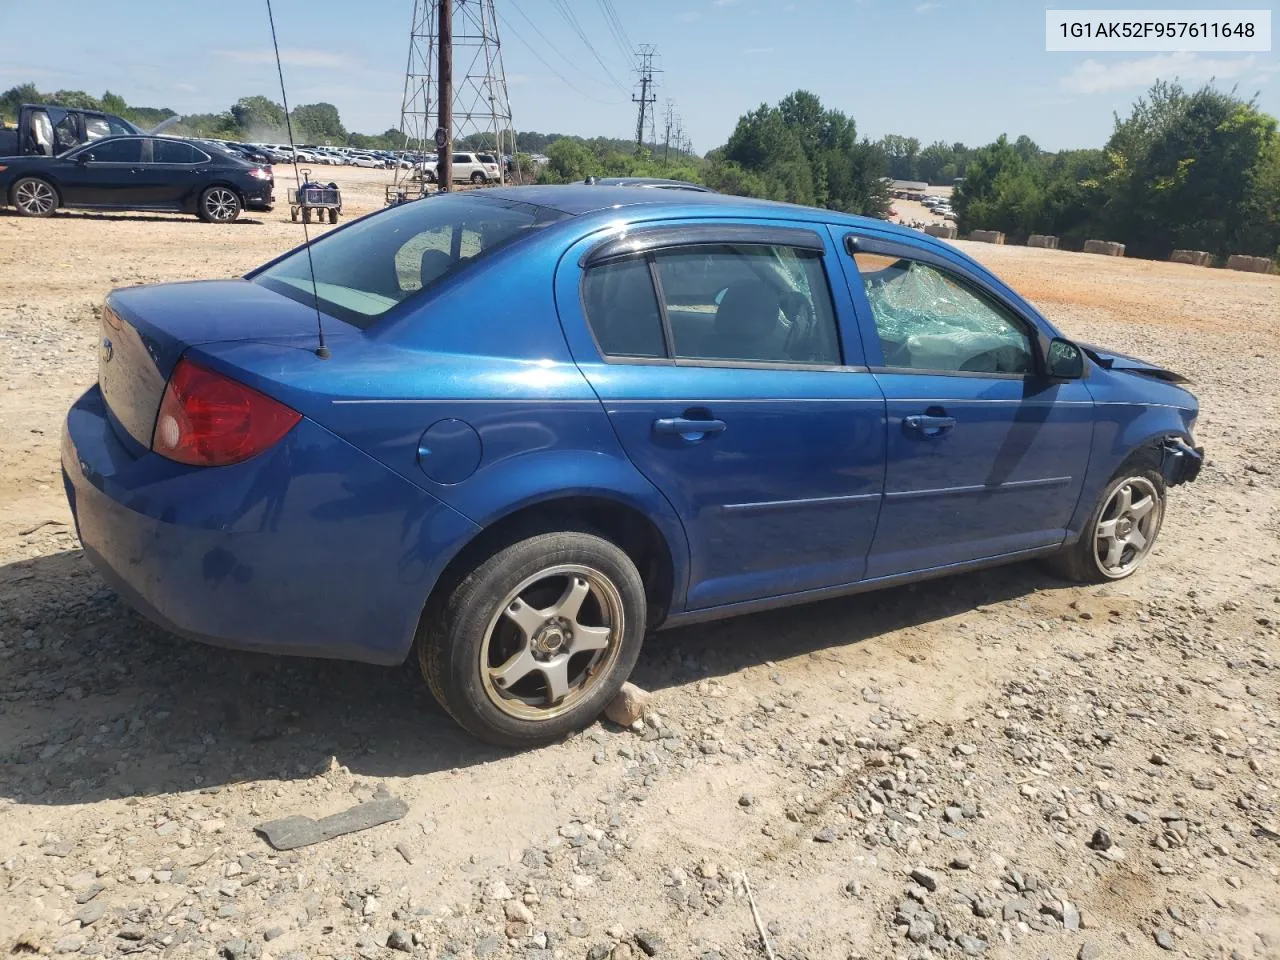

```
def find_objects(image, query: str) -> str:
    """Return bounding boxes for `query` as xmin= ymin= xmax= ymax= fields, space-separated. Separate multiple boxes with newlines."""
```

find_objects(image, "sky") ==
xmin=2 ymin=0 xmax=1278 ymax=153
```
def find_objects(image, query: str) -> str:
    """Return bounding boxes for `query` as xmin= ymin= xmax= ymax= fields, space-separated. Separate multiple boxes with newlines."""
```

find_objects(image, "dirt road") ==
xmin=1 ymin=172 xmax=1277 ymax=960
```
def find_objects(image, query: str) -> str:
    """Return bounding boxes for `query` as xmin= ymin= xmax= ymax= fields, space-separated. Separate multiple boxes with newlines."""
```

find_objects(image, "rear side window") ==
xmin=655 ymin=244 xmax=840 ymax=365
xmin=582 ymin=259 xmax=665 ymax=358
xmin=252 ymin=194 xmax=567 ymax=329
xmin=153 ymin=140 xmax=208 ymax=164
xmin=581 ymin=243 xmax=842 ymax=366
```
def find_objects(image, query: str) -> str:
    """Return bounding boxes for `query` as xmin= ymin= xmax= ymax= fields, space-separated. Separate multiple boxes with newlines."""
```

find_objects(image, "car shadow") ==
xmin=0 ymin=210 xmax=265 ymax=225
xmin=0 ymin=547 xmax=1068 ymax=806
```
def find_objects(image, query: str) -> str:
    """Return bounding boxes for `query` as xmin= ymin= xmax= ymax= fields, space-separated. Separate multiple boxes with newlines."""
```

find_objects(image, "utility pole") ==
xmin=632 ymin=44 xmax=658 ymax=155
xmin=437 ymin=0 xmax=453 ymax=191
xmin=662 ymin=99 xmax=674 ymax=165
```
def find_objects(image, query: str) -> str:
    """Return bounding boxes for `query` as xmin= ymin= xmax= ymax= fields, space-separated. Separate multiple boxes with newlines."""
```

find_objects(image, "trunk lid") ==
xmin=99 ymin=279 xmax=336 ymax=451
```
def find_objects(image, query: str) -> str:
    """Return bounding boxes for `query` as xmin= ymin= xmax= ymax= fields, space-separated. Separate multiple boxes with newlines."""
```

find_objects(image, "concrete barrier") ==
xmin=968 ymin=230 xmax=1005 ymax=244
xmin=1027 ymin=235 xmax=1059 ymax=249
xmin=1083 ymin=239 xmax=1125 ymax=256
xmin=1170 ymin=249 xmax=1213 ymax=267
xmin=1225 ymin=254 xmax=1275 ymax=274
xmin=924 ymin=223 xmax=957 ymax=239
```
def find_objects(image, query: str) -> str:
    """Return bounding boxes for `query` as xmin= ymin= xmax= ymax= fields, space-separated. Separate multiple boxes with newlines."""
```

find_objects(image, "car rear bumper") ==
xmin=62 ymin=385 xmax=478 ymax=665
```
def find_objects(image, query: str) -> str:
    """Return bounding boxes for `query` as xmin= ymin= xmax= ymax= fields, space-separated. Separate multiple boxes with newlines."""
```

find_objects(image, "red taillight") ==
xmin=152 ymin=358 xmax=300 ymax=466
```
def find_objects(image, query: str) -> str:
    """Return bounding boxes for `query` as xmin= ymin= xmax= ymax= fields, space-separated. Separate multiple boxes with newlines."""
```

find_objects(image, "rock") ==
xmin=362 ymin=895 xmax=380 ymax=916
xmin=222 ymin=939 xmax=248 ymax=960
xmin=74 ymin=900 xmax=107 ymax=926
xmin=74 ymin=883 xmax=105 ymax=904
xmin=1078 ymin=944 xmax=1102 ymax=960
xmin=54 ymin=934 xmax=88 ymax=954
xmin=1125 ymin=810 xmax=1149 ymax=825
xmin=263 ymin=927 xmax=285 ymax=942
xmin=634 ymin=930 xmax=663 ymax=957
xmin=1154 ymin=929 xmax=1174 ymax=951
xmin=955 ymin=935 xmax=987 ymax=956
xmin=814 ymin=827 xmax=837 ymax=843
xmin=610 ymin=945 xmax=633 ymax=960
xmin=1087 ymin=828 xmax=1112 ymax=851
xmin=505 ymin=921 xmax=532 ymax=939
xmin=475 ymin=934 xmax=505 ymax=957
xmin=487 ymin=879 xmax=514 ymax=902
xmin=950 ymin=856 xmax=971 ymax=871
xmin=907 ymin=917 xmax=934 ymax=944
xmin=1063 ymin=901 xmax=1081 ymax=932
xmin=388 ymin=930 xmax=413 ymax=953
xmin=588 ymin=946 xmax=611 ymax=960
xmin=604 ymin=683 xmax=650 ymax=727
xmin=568 ymin=921 xmax=589 ymax=938
xmin=129 ymin=866 xmax=152 ymax=883
xmin=738 ymin=792 xmax=755 ymax=808
xmin=505 ymin=900 xmax=534 ymax=923
xmin=909 ymin=868 xmax=939 ymax=892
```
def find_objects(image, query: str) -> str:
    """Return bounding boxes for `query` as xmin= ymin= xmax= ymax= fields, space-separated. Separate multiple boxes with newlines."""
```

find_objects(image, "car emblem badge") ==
xmin=100 ymin=337 xmax=113 ymax=363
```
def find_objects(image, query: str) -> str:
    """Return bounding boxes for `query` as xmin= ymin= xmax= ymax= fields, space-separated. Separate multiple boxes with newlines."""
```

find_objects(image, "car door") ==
xmin=834 ymin=231 xmax=1094 ymax=577
xmin=57 ymin=138 xmax=144 ymax=206
xmin=556 ymin=221 xmax=887 ymax=611
xmin=141 ymin=139 xmax=209 ymax=208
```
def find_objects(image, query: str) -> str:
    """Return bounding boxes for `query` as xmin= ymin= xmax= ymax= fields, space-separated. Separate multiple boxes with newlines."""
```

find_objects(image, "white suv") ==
xmin=422 ymin=152 xmax=501 ymax=184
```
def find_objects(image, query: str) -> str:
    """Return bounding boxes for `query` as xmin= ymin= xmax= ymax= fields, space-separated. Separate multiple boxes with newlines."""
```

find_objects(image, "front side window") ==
xmin=853 ymin=251 xmax=1034 ymax=375
xmin=253 ymin=194 xmax=567 ymax=329
xmin=82 ymin=138 xmax=142 ymax=163
xmin=654 ymin=244 xmax=840 ymax=365
xmin=53 ymin=114 xmax=80 ymax=153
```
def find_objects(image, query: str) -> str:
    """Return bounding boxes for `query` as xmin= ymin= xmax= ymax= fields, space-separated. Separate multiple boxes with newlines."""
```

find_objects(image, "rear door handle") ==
xmin=904 ymin=414 xmax=957 ymax=438
xmin=653 ymin=417 xmax=726 ymax=439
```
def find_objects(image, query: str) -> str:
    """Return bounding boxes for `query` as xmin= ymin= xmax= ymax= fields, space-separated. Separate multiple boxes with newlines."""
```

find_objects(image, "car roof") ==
xmin=477 ymin=184 xmax=922 ymax=240
xmin=589 ymin=177 xmax=711 ymax=191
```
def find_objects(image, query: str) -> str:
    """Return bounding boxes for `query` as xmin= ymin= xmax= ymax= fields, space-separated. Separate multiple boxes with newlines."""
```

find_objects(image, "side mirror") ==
xmin=1046 ymin=338 xmax=1084 ymax=379
xmin=76 ymin=153 xmax=93 ymax=165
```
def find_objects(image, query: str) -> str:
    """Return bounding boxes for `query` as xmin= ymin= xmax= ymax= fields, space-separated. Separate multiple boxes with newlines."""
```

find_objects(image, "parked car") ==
xmin=421 ymin=151 xmax=501 ymax=184
xmin=348 ymin=153 xmax=383 ymax=169
xmin=60 ymin=185 xmax=1202 ymax=747
xmin=0 ymin=102 xmax=167 ymax=158
xmin=1 ymin=135 xmax=273 ymax=222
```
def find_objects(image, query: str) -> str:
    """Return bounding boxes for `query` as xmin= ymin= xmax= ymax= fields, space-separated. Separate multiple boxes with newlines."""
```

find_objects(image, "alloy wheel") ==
xmin=204 ymin=188 xmax=238 ymax=222
xmin=479 ymin=563 xmax=624 ymax=721
xmin=15 ymin=180 xmax=55 ymax=216
xmin=1094 ymin=476 xmax=1161 ymax=577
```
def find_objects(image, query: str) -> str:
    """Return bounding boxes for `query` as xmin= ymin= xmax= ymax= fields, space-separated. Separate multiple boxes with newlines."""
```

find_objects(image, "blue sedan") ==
xmin=61 ymin=186 xmax=1203 ymax=746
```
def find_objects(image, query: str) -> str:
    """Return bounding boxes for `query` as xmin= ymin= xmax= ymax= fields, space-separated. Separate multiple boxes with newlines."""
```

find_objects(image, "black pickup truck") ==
xmin=0 ymin=103 xmax=176 ymax=157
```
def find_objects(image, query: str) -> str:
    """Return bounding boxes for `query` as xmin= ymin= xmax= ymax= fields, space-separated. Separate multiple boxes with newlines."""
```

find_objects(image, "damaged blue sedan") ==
xmin=62 ymin=185 xmax=1202 ymax=747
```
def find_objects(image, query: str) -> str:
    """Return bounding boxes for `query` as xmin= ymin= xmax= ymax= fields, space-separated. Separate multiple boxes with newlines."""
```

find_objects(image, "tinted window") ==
xmin=153 ymin=140 xmax=208 ymax=164
xmin=85 ymin=115 xmax=134 ymax=140
xmin=452 ymin=153 xmax=472 ymax=163
xmin=653 ymin=245 xmax=841 ymax=365
xmin=582 ymin=259 xmax=665 ymax=359
xmin=853 ymin=252 xmax=1033 ymax=374
xmin=85 ymin=139 xmax=142 ymax=163
xmin=53 ymin=115 xmax=79 ymax=153
xmin=253 ymin=194 xmax=567 ymax=329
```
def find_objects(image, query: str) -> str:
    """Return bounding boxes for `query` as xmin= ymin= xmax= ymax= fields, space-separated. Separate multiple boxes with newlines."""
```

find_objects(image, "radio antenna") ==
xmin=266 ymin=0 xmax=330 ymax=359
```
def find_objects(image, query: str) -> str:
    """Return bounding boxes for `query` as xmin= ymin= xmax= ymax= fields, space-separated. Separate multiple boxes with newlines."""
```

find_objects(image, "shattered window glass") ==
xmin=854 ymin=252 xmax=1033 ymax=375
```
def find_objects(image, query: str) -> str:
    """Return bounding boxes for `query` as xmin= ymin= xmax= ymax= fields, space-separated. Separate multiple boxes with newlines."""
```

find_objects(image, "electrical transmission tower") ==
xmin=394 ymin=0 xmax=517 ymax=197
xmin=632 ymin=44 xmax=659 ymax=155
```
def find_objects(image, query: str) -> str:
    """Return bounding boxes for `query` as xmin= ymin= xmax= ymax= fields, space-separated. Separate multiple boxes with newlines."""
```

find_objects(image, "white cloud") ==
xmin=216 ymin=48 xmax=353 ymax=69
xmin=712 ymin=0 xmax=739 ymax=6
xmin=174 ymin=82 xmax=198 ymax=94
xmin=1060 ymin=52 xmax=1259 ymax=94
xmin=743 ymin=47 xmax=774 ymax=55
xmin=914 ymin=2 xmax=940 ymax=13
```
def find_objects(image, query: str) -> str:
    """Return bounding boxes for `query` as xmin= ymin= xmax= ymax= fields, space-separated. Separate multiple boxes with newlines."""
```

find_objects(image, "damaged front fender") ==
xmin=1161 ymin=436 xmax=1204 ymax=486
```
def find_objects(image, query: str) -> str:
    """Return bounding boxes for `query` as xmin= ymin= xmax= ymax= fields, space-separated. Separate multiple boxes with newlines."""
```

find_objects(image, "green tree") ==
xmin=0 ymin=83 xmax=41 ymax=122
xmin=230 ymin=96 xmax=287 ymax=137
xmin=290 ymin=102 xmax=347 ymax=143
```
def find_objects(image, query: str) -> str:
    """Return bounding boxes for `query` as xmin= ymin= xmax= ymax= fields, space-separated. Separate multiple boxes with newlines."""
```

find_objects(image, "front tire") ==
xmin=418 ymin=531 xmax=647 ymax=748
xmin=198 ymin=186 xmax=241 ymax=223
xmin=12 ymin=177 xmax=58 ymax=217
xmin=1050 ymin=454 xmax=1166 ymax=583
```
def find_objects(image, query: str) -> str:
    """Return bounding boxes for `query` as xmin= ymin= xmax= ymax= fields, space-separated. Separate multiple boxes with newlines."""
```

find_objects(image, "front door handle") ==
xmin=904 ymin=414 xmax=957 ymax=438
xmin=653 ymin=417 xmax=726 ymax=439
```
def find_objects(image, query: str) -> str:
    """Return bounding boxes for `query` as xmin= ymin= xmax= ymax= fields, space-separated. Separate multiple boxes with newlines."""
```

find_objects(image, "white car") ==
xmin=420 ymin=151 xmax=501 ymax=184
xmin=348 ymin=154 xmax=383 ymax=169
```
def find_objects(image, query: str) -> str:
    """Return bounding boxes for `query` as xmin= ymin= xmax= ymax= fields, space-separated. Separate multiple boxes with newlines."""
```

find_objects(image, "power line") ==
xmin=547 ymin=0 xmax=631 ymax=93
xmin=508 ymin=0 xmax=622 ymax=91
xmin=595 ymin=0 xmax=634 ymax=62
xmin=496 ymin=9 xmax=626 ymax=105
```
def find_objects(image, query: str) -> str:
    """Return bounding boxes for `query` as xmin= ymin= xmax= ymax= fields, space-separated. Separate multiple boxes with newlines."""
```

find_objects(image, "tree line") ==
xmin=5 ymin=80 xmax=1277 ymax=261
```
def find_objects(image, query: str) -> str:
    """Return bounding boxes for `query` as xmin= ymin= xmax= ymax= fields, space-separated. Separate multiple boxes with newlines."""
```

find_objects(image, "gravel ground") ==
xmin=0 ymin=173 xmax=1277 ymax=960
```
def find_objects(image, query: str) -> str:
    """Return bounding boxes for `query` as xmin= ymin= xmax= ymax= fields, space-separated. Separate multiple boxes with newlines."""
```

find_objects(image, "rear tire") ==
xmin=1048 ymin=450 xmax=1166 ymax=583
xmin=417 ymin=531 xmax=646 ymax=748
xmin=302 ymin=207 xmax=312 ymax=224
xmin=328 ymin=208 xmax=338 ymax=224
xmin=470 ymin=171 xmax=486 ymax=184
xmin=198 ymin=186 xmax=241 ymax=223
xmin=12 ymin=177 xmax=58 ymax=217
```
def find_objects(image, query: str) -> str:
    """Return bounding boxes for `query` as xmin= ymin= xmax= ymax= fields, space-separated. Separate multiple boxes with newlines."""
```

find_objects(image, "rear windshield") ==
xmin=252 ymin=194 xmax=568 ymax=329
